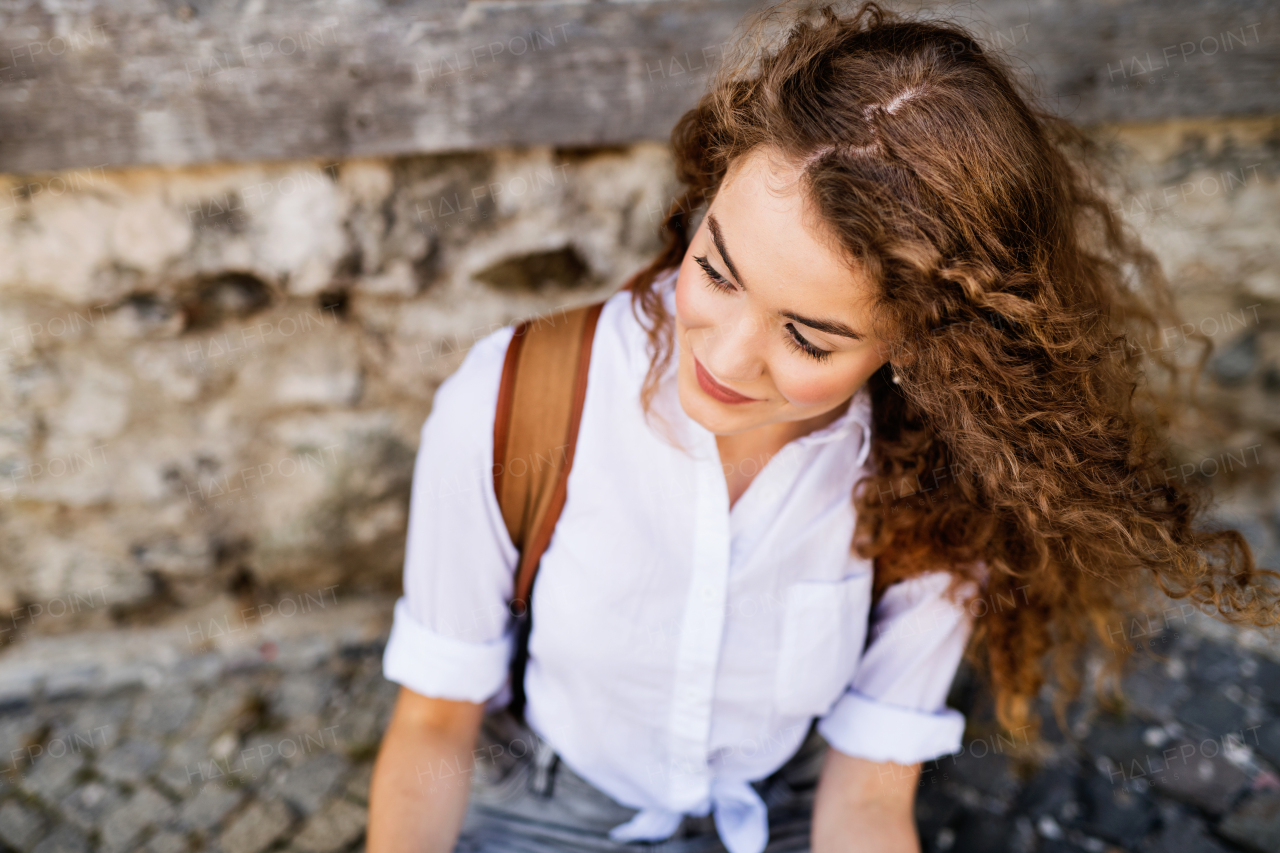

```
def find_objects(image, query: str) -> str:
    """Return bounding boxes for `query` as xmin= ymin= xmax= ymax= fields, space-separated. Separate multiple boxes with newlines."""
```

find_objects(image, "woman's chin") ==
xmin=677 ymin=379 xmax=752 ymax=436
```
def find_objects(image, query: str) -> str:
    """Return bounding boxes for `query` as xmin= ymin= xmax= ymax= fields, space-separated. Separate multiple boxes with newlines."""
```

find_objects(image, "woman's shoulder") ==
xmin=595 ymin=264 xmax=678 ymax=370
xmin=421 ymin=323 xmax=516 ymax=443
xmin=425 ymin=266 xmax=675 ymax=436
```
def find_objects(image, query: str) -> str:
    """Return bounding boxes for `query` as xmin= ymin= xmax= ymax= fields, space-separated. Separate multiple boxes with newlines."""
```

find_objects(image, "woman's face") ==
xmin=674 ymin=146 xmax=890 ymax=438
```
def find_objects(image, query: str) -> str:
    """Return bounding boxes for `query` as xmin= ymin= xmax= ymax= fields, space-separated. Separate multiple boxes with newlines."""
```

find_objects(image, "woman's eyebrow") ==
xmin=706 ymin=211 xmax=865 ymax=342
xmin=781 ymin=310 xmax=865 ymax=341
xmin=707 ymin=213 xmax=747 ymax=286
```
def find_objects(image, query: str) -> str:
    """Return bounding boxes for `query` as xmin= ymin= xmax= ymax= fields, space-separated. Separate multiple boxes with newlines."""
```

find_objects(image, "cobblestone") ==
xmin=19 ymin=753 xmax=86 ymax=803
xmin=176 ymin=783 xmax=242 ymax=831
xmin=1147 ymin=744 xmax=1251 ymax=814
xmin=96 ymin=738 xmax=164 ymax=785
xmin=67 ymin=699 xmax=131 ymax=751
xmin=0 ymin=801 xmax=46 ymax=850
xmin=1176 ymin=693 xmax=1250 ymax=737
xmin=290 ymin=798 xmax=367 ymax=853
xmin=267 ymin=753 xmax=349 ymax=816
xmin=0 ymin=606 xmax=390 ymax=853
xmin=142 ymin=832 xmax=188 ymax=853
xmin=155 ymin=734 xmax=213 ymax=796
xmin=1140 ymin=810 xmax=1235 ymax=853
xmin=342 ymin=764 xmax=372 ymax=806
xmin=100 ymin=787 xmax=175 ymax=853
xmin=59 ymin=781 xmax=125 ymax=834
xmin=216 ymin=799 xmax=294 ymax=853
xmin=917 ymin=615 xmax=1280 ymax=853
xmin=29 ymin=826 xmax=90 ymax=853
xmin=0 ymin=597 xmax=1273 ymax=851
xmin=129 ymin=694 xmax=198 ymax=739
xmin=1218 ymin=793 xmax=1280 ymax=853
xmin=1254 ymin=721 xmax=1280 ymax=767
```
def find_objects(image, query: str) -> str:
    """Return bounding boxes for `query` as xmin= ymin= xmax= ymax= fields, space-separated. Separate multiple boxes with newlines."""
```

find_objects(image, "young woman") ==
xmin=368 ymin=2 xmax=1279 ymax=851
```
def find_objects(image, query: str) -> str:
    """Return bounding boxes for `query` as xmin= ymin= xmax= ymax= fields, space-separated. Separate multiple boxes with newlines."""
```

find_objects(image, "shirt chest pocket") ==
xmin=774 ymin=572 xmax=874 ymax=717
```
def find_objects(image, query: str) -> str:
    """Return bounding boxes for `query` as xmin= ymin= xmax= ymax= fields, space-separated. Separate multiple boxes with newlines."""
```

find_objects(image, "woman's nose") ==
xmin=698 ymin=309 xmax=767 ymax=381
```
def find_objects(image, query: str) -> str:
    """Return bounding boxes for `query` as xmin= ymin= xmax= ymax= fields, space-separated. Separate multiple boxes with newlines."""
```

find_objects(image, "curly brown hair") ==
xmin=623 ymin=0 xmax=1280 ymax=741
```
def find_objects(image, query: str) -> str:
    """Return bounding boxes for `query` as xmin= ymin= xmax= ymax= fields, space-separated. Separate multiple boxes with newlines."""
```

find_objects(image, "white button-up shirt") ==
xmin=384 ymin=267 xmax=977 ymax=853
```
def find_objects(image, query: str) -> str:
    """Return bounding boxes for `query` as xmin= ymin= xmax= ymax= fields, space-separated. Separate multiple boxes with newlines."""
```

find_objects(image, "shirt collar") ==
xmin=651 ymin=266 xmax=874 ymax=464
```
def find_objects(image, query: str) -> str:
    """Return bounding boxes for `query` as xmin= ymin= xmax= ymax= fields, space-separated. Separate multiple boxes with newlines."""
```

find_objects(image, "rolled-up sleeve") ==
xmin=382 ymin=325 xmax=520 ymax=703
xmin=817 ymin=570 xmax=978 ymax=764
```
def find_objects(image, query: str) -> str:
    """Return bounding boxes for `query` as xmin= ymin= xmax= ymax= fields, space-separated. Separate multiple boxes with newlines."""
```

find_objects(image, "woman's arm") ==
xmin=367 ymin=686 xmax=486 ymax=853
xmin=811 ymin=748 xmax=922 ymax=853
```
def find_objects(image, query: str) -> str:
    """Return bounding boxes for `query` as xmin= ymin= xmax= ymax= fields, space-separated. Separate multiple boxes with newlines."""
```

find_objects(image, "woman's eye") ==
xmin=695 ymin=253 xmax=832 ymax=364
xmin=694 ymin=255 xmax=732 ymax=291
xmin=785 ymin=325 xmax=833 ymax=363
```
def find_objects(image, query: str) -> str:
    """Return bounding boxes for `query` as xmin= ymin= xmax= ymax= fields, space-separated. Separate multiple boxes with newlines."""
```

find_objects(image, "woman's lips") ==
xmin=694 ymin=355 xmax=761 ymax=404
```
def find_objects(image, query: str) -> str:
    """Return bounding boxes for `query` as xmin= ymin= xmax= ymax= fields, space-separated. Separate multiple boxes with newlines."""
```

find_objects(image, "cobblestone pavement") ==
xmin=0 ymin=599 xmax=1278 ymax=853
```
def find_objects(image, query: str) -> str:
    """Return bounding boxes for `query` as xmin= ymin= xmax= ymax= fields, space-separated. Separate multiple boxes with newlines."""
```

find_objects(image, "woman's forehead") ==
xmin=710 ymin=149 xmax=881 ymax=323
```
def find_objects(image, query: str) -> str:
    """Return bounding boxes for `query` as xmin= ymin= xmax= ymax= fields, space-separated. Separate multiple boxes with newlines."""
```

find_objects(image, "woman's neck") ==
xmin=714 ymin=395 xmax=853 ymax=509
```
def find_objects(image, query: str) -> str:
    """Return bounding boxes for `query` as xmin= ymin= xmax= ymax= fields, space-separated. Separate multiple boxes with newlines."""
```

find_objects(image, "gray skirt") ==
xmin=452 ymin=709 xmax=827 ymax=853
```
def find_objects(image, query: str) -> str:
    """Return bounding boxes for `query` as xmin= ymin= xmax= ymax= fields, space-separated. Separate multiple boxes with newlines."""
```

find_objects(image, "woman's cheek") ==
xmin=772 ymin=361 xmax=853 ymax=409
xmin=775 ymin=350 xmax=882 ymax=409
xmin=674 ymin=265 xmax=716 ymax=332
xmin=673 ymin=269 xmax=693 ymax=323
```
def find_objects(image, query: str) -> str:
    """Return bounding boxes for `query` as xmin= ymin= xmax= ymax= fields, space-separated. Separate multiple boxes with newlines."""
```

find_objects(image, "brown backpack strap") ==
xmin=493 ymin=299 xmax=604 ymax=720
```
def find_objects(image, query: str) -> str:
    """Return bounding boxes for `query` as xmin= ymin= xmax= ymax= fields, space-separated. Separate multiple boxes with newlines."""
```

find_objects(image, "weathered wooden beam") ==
xmin=0 ymin=0 xmax=1276 ymax=175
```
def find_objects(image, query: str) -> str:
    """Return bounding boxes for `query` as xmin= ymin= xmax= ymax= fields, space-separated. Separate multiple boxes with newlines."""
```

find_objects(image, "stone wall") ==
xmin=1103 ymin=116 xmax=1280 ymax=563
xmin=0 ymin=115 xmax=1278 ymax=635
xmin=0 ymin=143 xmax=679 ymax=630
